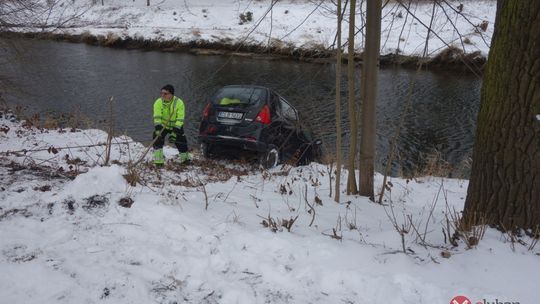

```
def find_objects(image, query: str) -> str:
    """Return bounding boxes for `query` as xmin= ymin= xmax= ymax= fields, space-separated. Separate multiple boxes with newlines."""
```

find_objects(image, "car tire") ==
xmin=259 ymin=145 xmax=279 ymax=169
xmin=201 ymin=142 xmax=213 ymax=158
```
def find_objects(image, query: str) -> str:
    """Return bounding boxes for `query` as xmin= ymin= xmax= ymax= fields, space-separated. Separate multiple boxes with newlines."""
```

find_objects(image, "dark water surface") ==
xmin=0 ymin=38 xmax=481 ymax=175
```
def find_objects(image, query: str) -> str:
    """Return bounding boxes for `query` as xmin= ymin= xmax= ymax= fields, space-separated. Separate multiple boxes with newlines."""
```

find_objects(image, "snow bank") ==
xmin=5 ymin=0 xmax=496 ymax=59
xmin=1 ymin=112 xmax=537 ymax=304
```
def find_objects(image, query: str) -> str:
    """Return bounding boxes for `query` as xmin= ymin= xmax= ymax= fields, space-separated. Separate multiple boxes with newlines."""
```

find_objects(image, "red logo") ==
xmin=451 ymin=296 xmax=471 ymax=304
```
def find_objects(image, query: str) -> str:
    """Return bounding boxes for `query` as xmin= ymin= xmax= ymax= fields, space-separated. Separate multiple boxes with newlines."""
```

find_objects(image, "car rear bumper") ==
xmin=199 ymin=135 xmax=267 ymax=152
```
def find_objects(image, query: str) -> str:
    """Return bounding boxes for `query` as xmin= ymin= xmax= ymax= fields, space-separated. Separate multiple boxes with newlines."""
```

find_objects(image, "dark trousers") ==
xmin=153 ymin=127 xmax=188 ymax=153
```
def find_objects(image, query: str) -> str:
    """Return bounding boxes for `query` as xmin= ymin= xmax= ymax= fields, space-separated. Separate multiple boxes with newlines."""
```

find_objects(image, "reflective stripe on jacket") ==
xmin=153 ymin=96 xmax=185 ymax=129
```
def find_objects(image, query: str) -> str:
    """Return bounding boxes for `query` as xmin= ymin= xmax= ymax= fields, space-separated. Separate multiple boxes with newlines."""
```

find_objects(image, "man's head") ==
xmin=160 ymin=84 xmax=175 ymax=101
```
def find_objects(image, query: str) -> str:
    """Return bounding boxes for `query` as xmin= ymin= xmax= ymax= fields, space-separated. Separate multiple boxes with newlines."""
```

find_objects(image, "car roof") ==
xmin=221 ymin=85 xmax=271 ymax=91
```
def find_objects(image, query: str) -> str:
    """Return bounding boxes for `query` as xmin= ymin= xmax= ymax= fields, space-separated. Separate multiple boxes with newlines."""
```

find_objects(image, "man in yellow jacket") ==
xmin=152 ymin=84 xmax=189 ymax=165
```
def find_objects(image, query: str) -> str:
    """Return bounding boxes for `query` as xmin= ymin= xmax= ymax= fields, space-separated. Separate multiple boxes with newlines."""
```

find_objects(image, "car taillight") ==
xmin=202 ymin=103 xmax=211 ymax=120
xmin=255 ymin=105 xmax=271 ymax=125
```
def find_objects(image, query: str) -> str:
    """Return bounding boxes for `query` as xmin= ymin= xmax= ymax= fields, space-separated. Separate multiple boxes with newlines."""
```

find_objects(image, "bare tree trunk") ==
xmin=335 ymin=0 xmax=343 ymax=203
xmin=358 ymin=0 xmax=382 ymax=200
xmin=463 ymin=0 xmax=540 ymax=231
xmin=346 ymin=0 xmax=358 ymax=195
xmin=103 ymin=97 xmax=114 ymax=166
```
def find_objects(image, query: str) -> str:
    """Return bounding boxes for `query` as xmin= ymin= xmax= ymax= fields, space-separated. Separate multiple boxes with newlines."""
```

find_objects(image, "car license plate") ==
xmin=218 ymin=111 xmax=243 ymax=120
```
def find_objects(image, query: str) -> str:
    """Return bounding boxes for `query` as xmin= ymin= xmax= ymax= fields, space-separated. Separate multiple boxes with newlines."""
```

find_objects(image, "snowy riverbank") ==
xmin=1 ymin=109 xmax=538 ymax=303
xmin=2 ymin=0 xmax=496 ymax=68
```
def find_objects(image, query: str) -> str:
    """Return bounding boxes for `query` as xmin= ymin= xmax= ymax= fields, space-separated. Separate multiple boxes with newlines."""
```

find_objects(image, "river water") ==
xmin=0 ymin=38 xmax=481 ymax=176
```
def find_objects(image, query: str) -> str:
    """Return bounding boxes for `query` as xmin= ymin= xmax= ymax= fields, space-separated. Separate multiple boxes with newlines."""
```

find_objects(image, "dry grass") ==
xmin=432 ymin=45 xmax=464 ymax=63
xmin=42 ymin=113 xmax=60 ymax=129
xmin=453 ymin=155 xmax=472 ymax=179
xmin=414 ymin=150 xmax=453 ymax=178
xmin=131 ymin=156 xmax=254 ymax=189
xmin=406 ymin=149 xmax=472 ymax=179
xmin=80 ymin=31 xmax=96 ymax=44
xmin=528 ymin=227 xmax=540 ymax=251
xmin=102 ymin=32 xmax=121 ymax=46
xmin=476 ymin=20 xmax=489 ymax=32
xmin=191 ymin=29 xmax=202 ymax=38
xmin=18 ymin=106 xmax=94 ymax=131
xmin=259 ymin=214 xmax=299 ymax=233
xmin=445 ymin=205 xmax=487 ymax=249
xmin=123 ymin=164 xmax=140 ymax=186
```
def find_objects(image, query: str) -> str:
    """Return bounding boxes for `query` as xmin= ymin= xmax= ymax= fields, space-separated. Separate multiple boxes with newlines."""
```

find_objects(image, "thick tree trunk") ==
xmin=358 ymin=0 xmax=381 ymax=200
xmin=463 ymin=0 xmax=540 ymax=232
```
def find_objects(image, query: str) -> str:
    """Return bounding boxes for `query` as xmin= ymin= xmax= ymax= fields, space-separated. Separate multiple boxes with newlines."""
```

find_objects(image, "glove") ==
xmin=154 ymin=125 xmax=163 ymax=137
xmin=168 ymin=132 xmax=177 ymax=143
xmin=173 ymin=127 xmax=183 ymax=136
xmin=169 ymin=127 xmax=182 ymax=143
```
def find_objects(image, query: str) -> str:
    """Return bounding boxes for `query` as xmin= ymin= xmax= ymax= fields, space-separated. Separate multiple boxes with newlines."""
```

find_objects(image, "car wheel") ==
xmin=259 ymin=145 xmax=279 ymax=169
xmin=201 ymin=142 xmax=213 ymax=158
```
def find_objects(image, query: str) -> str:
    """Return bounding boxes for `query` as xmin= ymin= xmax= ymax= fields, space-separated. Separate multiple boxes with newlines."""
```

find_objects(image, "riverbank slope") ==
xmin=1 ymin=108 xmax=538 ymax=303
xmin=2 ymin=0 xmax=496 ymax=71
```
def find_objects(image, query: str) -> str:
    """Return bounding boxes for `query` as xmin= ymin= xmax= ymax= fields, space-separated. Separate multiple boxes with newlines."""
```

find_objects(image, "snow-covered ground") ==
xmin=7 ymin=0 xmax=496 ymax=58
xmin=1 ymin=111 xmax=538 ymax=304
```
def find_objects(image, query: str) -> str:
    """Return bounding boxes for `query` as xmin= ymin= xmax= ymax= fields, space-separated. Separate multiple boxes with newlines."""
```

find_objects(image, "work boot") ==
xmin=178 ymin=152 xmax=191 ymax=164
xmin=153 ymin=149 xmax=165 ymax=166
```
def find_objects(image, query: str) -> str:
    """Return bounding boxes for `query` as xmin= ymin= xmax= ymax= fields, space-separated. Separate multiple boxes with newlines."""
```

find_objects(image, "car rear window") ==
xmin=213 ymin=87 xmax=266 ymax=107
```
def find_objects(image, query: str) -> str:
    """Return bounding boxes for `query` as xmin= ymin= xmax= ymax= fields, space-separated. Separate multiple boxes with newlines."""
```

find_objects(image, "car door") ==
xmin=276 ymin=95 xmax=305 ymax=162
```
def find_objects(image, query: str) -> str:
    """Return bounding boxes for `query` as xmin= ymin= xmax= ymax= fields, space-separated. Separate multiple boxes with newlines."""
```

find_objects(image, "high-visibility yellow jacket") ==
xmin=153 ymin=96 xmax=185 ymax=129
